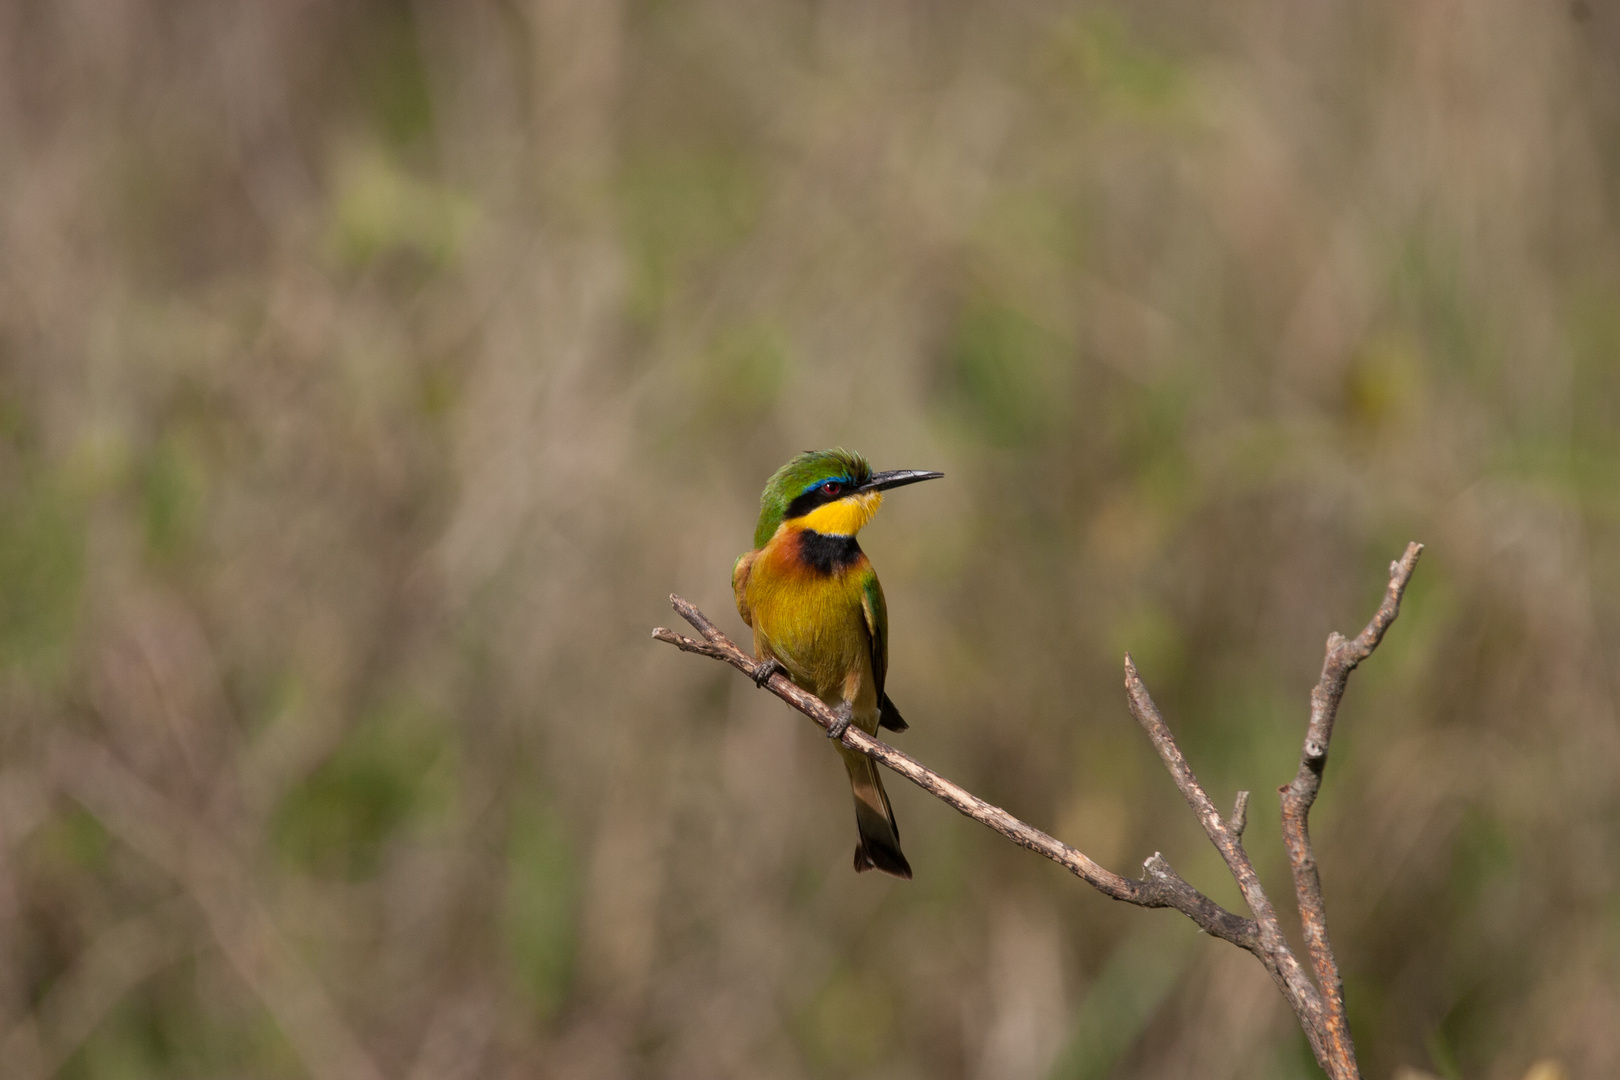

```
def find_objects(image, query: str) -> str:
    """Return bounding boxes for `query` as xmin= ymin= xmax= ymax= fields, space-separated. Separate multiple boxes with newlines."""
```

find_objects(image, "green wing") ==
xmin=861 ymin=573 xmax=909 ymax=732
xmin=859 ymin=572 xmax=888 ymax=698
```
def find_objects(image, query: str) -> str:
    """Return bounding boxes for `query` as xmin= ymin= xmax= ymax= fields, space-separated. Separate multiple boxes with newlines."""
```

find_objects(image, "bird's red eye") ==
xmin=821 ymin=481 xmax=842 ymax=495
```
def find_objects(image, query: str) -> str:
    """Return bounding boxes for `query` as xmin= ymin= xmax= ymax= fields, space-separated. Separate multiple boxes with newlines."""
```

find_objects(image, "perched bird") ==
xmin=732 ymin=448 xmax=942 ymax=879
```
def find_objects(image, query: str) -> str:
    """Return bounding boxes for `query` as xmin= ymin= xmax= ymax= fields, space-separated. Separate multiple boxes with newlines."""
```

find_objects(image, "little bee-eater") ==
xmin=732 ymin=449 xmax=942 ymax=879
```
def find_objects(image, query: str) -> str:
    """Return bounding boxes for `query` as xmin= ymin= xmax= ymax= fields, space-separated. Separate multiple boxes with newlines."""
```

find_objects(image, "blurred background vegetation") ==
xmin=1 ymin=1 xmax=1617 ymax=1078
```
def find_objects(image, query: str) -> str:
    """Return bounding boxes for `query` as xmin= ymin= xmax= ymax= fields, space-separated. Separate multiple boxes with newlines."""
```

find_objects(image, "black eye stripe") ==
xmin=784 ymin=475 xmax=861 ymax=521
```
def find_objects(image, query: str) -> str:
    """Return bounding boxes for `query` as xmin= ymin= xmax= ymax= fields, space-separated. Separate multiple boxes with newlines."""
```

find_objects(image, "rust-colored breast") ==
xmin=744 ymin=528 xmax=876 ymax=706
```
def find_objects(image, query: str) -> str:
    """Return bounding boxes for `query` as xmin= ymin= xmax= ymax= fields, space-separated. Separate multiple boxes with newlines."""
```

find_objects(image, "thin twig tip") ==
xmin=1230 ymin=790 xmax=1250 ymax=838
xmin=1394 ymin=542 xmax=1424 ymax=578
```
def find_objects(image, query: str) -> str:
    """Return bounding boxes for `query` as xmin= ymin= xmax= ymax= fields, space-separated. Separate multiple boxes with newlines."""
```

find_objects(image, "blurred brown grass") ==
xmin=1 ymin=2 xmax=1618 ymax=1078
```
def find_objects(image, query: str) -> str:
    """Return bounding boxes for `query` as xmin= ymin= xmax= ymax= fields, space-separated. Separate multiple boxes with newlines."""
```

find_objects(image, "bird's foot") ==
xmin=826 ymin=702 xmax=854 ymax=740
xmin=752 ymin=658 xmax=785 ymax=688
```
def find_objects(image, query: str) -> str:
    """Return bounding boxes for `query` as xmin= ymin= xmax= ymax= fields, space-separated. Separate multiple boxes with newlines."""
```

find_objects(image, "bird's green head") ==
xmin=752 ymin=448 xmax=942 ymax=547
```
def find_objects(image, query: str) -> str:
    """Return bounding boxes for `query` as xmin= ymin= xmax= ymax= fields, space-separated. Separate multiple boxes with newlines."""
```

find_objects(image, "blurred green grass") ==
xmin=1 ymin=2 xmax=1617 ymax=1079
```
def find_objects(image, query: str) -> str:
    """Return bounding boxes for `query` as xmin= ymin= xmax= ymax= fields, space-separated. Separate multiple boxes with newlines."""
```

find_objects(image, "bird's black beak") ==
xmin=860 ymin=469 xmax=944 ymax=493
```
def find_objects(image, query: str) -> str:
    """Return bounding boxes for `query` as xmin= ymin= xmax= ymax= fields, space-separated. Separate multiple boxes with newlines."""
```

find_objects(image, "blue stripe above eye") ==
xmin=801 ymin=475 xmax=851 ymax=496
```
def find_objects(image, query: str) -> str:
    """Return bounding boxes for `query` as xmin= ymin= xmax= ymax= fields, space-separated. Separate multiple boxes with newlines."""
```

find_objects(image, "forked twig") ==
xmin=654 ymin=542 xmax=1421 ymax=1079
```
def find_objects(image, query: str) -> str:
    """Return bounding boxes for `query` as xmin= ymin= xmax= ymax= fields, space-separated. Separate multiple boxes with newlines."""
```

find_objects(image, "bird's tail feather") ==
xmin=840 ymin=746 xmax=911 ymax=879
xmin=877 ymin=693 xmax=908 ymax=732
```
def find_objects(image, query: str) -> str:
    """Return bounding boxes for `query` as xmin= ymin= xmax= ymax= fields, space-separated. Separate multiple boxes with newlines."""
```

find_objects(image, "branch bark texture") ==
xmin=1280 ymin=541 xmax=1424 ymax=1077
xmin=654 ymin=542 xmax=1421 ymax=1080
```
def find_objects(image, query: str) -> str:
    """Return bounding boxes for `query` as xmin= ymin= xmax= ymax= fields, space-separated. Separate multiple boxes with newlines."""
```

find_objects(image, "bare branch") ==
xmin=654 ymin=602 xmax=1259 ymax=949
xmin=654 ymin=542 xmax=1420 ymax=1080
xmin=1280 ymin=542 xmax=1423 ymax=1080
xmin=1124 ymin=659 xmax=1327 ymax=1058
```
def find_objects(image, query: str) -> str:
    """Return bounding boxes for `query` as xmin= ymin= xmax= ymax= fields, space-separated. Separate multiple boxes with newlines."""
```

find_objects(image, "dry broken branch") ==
xmin=653 ymin=541 xmax=1421 ymax=1080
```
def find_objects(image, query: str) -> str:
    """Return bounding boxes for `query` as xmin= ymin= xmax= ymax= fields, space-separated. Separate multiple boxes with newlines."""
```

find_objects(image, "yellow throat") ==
xmin=795 ymin=490 xmax=883 ymax=537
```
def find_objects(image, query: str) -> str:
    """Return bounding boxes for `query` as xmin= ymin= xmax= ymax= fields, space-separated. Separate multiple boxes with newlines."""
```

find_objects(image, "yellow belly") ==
xmin=747 ymin=564 xmax=877 ymax=719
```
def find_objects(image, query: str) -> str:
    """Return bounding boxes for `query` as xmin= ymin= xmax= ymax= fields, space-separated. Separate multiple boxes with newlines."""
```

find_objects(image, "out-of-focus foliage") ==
xmin=0 ymin=2 xmax=1616 ymax=1079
